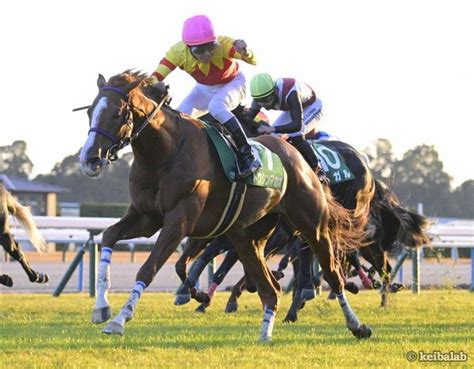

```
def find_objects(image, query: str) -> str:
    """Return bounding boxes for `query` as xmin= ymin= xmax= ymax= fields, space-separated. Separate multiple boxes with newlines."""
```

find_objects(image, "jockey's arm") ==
xmin=273 ymin=91 xmax=303 ymax=134
xmin=246 ymin=100 xmax=261 ymax=121
xmin=220 ymin=36 xmax=257 ymax=65
xmin=149 ymin=43 xmax=182 ymax=83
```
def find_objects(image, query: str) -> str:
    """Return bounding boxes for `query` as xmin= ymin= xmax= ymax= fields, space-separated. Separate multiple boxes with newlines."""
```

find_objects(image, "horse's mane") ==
xmin=110 ymin=69 xmax=148 ymax=86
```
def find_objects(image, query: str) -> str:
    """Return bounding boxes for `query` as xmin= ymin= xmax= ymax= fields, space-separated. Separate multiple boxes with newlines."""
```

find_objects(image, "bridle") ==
xmin=88 ymin=85 xmax=170 ymax=162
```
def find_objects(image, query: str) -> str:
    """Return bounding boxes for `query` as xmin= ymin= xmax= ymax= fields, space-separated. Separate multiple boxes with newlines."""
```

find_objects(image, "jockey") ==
xmin=147 ymin=15 xmax=261 ymax=178
xmin=247 ymin=73 xmax=327 ymax=182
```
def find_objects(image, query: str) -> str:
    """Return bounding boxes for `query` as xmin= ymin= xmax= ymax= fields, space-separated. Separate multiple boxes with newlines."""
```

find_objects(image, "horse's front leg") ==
xmin=92 ymin=207 xmax=161 ymax=324
xmin=103 ymin=199 xmax=203 ymax=336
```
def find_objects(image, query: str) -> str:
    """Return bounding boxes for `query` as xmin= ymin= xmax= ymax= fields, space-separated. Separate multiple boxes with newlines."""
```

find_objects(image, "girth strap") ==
xmin=196 ymin=182 xmax=247 ymax=239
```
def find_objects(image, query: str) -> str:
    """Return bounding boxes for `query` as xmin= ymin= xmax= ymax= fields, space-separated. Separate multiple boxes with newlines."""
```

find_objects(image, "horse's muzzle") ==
xmin=81 ymin=156 xmax=107 ymax=177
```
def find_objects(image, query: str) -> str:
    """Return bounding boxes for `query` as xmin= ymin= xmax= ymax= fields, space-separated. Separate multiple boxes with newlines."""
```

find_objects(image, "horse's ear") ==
xmin=97 ymin=74 xmax=106 ymax=89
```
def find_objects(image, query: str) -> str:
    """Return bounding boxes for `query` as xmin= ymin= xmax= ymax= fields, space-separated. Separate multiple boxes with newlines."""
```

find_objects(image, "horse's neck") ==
xmin=131 ymin=107 xmax=183 ymax=168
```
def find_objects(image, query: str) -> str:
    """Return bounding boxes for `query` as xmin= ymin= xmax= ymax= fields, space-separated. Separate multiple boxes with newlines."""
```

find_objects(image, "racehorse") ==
xmin=172 ymin=127 xmax=377 ymax=315
xmin=79 ymin=70 xmax=371 ymax=340
xmin=0 ymin=184 xmax=49 ymax=287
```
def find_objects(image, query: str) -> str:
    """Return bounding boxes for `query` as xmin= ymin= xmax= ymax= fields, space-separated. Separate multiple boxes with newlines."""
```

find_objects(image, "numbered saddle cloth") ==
xmin=202 ymin=121 xmax=287 ymax=191
xmin=310 ymin=142 xmax=356 ymax=184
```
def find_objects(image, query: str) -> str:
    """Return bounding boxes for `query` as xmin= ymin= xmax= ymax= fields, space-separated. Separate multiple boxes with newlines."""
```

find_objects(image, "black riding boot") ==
xmin=223 ymin=116 xmax=262 ymax=178
xmin=290 ymin=135 xmax=329 ymax=184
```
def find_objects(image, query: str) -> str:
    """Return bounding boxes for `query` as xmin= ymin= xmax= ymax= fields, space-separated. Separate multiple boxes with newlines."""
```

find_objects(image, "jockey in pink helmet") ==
xmin=148 ymin=15 xmax=261 ymax=178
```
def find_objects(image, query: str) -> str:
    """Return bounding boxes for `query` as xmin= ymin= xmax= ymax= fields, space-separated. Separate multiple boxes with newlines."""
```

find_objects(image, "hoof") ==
xmin=345 ymin=282 xmax=359 ymax=294
xmin=31 ymin=273 xmax=49 ymax=284
xmin=174 ymin=293 xmax=191 ymax=306
xmin=272 ymin=270 xmax=285 ymax=280
xmin=102 ymin=321 xmax=124 ymax=336
xmin=301 ymin=287 xmax=316 ymax=301
xmin=371 ymin=280 xmax=381 ymax=289
xmin=350 ymin=324 xmax=372 ymax=339
xmin=246 ymin=282 xmax=257 ymax=293
xmin=191 ymin=288 xmax=211 ymax=304
xmin=390 ymin=283 xmax=404 ymax=293
xmin=260 ymin=334 xmax=272 ymax=342
xmin=283 ymin=314 xmax=297 ymax=323
xmin=327 ymin=291 xmax=336 ymax=300
xmin=92 ymin=306 xmax=112 ymax=324
xmin=195 ymin=304 xmax=207 ymax=313
xmin=38 ymin=273 xmax=49 ymax=284
xmin=225 ymin=301 xmax=238 ymax=313
xmin=0 ymin=275 xmax=14 ymax=287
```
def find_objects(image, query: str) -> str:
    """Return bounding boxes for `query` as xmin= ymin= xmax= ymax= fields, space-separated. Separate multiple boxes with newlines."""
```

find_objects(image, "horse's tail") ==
xmin=4 ymin=190 xmax=47 ymax=252
xmin=324 ymin=184 xmax=371 ymax=255
xmin=373 ymin=179 xmax=431 ymax=250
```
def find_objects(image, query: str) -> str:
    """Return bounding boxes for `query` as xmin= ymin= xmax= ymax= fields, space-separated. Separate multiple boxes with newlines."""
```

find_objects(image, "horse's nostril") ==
xmin=88 ymin=157 xmax=102 ymax=169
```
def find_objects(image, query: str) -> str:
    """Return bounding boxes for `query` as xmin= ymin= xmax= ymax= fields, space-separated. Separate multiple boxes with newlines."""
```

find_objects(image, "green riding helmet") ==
xmin=250 ymin=73 xmax=275 ymax=99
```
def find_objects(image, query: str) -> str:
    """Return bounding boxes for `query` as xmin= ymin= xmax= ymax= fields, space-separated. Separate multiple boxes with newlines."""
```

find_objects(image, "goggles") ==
xmin=255 ymin=93 xmax=274 ymax=106
xmin=190 ymin=41 xmax=219 ymax=56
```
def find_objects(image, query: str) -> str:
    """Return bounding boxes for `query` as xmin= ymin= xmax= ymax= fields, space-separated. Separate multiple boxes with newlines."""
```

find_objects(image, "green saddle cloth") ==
xmin=310 ymin=142 xmax=356 ymax=184
xmin=202 ymin=122 xmax=287 ymax=191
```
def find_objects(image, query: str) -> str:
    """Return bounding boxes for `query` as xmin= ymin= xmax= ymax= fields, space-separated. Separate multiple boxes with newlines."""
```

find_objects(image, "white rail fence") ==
xmin=6 ymin=216 xmax=474 ymax=294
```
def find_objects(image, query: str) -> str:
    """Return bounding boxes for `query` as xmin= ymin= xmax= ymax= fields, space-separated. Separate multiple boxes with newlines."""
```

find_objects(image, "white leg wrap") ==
xmin=95 ymin=247 xmax=112 ymax=309
xmin=259 ymin=306 xmax=276 ymax=341
xmin=337 ymin=293 xmax=361 ymax=330
xmin=116 ymin=281 xmax=146 ymax=322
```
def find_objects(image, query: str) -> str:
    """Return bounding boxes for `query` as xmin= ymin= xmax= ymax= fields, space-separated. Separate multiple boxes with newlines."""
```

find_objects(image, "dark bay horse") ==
xmin=359 ymin=178 xmax=431 ymax=306
xmin=79 ymin=70 xmax=371 ymax=340
xmin=0 ymin=184 xmax=49 ymax=287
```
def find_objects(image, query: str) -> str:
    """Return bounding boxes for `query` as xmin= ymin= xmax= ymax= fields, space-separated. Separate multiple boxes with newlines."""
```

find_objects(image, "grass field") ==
xmin=1 ymin=290 xmax=472 ymax=368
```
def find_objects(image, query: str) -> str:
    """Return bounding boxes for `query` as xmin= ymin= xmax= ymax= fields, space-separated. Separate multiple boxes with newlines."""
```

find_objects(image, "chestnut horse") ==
xmin=79 ymin=70 xmax=371 ymax=340
xmin=0 ymin=184 xmax=49 ymax=287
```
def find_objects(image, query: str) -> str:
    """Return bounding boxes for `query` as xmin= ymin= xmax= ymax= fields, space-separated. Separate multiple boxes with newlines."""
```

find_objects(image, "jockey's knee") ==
xmin=208 ymin=101 xmax=234 ymax=124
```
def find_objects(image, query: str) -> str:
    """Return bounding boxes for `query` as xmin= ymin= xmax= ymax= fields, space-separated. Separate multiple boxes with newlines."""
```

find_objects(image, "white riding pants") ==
xmin=272 ymin=98 xmax=323 ymax=138
xmin=178 ymin=72 xmax=246 ymax=124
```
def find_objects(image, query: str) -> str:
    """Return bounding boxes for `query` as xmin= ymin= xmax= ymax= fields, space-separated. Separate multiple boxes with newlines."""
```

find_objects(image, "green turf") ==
xmin=0 ymin=290 xmax=472 ymax=368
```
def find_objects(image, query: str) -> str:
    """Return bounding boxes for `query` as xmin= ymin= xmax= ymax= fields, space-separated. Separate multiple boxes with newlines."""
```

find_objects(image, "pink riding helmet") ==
xmin=182 ymin=15 xmax=216 ymax=46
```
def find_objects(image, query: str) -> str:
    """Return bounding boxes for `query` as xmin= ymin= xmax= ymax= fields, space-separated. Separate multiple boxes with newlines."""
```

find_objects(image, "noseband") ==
xmin=88 ymin=86 xmax=169 ymax=162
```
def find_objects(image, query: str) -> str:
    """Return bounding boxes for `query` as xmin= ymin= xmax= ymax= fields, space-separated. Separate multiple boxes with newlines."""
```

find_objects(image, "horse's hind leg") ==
xmin=225 ymin=275 xmax=246 ymax=313
xmin=360 ymin=244 xmax=391 ymax=307
xmin=177 ymin=235 xmax=233 ymax=305
xmin=227 ymin=216 xmax=282 ymax=341
xmin=347 ymin=251 xmax=372 ymax=289
xmin=309 ymin=233 xmax=371 ymax=338
xmin=287 ymin=201 xmax=372 ymax=339
xmin=0 ymin=233 xmax=49 ymax=284
xmin=284 ymin=240 xmax=313 ymax=323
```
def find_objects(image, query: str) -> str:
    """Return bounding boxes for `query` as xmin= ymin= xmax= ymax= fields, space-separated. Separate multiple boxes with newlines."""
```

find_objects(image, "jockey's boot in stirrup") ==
xmin=290 ymin=135 xmax=330 ymax=185
xmin=224 ymin=116 xmax=262 ymax=178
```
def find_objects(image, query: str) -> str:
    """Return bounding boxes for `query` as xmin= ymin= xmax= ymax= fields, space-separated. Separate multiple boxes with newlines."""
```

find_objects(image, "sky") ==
xmin=1 ymin=0 xmax=473 ymax=187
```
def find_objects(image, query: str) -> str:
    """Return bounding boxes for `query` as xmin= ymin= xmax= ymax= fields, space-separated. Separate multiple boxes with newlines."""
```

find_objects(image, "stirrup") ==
xmin=238 ymin=151 xmax=262 ymax=178
xmin=238 ymin=161 xmax=260 ymax=178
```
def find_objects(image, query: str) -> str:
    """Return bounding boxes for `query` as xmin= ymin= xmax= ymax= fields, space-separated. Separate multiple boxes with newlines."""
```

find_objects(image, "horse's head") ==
xmin=79 ymin=71 xmax=147 ymax=177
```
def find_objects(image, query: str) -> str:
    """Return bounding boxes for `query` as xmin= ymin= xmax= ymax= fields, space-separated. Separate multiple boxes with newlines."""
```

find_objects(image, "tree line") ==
xmin=1 ymin=139 xmax=472 ymax=218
